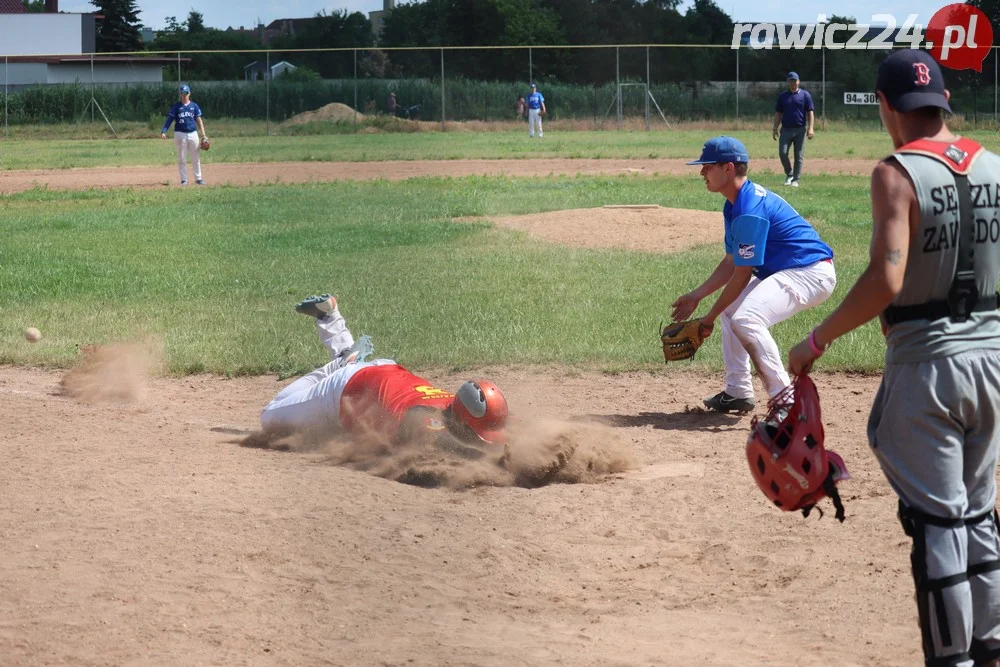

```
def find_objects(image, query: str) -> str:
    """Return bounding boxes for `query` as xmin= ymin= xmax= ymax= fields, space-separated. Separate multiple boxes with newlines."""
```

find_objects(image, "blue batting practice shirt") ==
xmin=527 ymin=91 xmax=544 ymax=110
xmin=162 ymin=101 xmax=202 ymax=133
xmin=723 ymin=179 xmax=832 ymax=279
xmin=775 ymin=89 xmax=814 ymax=128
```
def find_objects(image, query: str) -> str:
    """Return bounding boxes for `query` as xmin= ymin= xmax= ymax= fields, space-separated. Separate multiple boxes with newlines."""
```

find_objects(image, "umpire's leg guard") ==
xmin=899 ymin=501 xmax=975 ymax=666
xmin=968 ymin=509 xmax=1000 ymax=667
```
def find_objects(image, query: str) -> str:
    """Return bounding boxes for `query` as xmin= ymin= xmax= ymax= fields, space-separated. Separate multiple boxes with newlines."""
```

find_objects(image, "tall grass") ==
xmin=0 ymin=172 xmax=885 ymax=376
xmin=12 ymin=76 xmax=991 ymax=127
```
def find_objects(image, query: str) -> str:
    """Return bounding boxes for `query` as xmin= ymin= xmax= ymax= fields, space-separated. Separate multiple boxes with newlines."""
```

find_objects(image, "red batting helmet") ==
xmin=746 ymin=374 xmax=850 ymax=521
xmin=451 ymin=380 xmax=509 ymax=445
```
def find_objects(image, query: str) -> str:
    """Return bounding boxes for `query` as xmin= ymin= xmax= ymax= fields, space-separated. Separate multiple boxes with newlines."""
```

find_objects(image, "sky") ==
xmin=57 ymin=0 xmax=961 ymax=32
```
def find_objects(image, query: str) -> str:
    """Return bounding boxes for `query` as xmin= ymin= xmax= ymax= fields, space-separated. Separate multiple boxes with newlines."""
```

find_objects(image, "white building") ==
xmin=0 ymin=1 xmax=177 ymax=87
xmin=244 ymin=60 xmax=297 ymax=82
xmin=368 ymin=0 xmax=395 ymax=39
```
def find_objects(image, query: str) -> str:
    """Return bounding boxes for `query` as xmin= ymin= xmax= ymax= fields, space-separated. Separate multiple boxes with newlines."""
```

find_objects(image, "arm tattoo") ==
xmin=886 ymin=249 xmax=902 ymax=265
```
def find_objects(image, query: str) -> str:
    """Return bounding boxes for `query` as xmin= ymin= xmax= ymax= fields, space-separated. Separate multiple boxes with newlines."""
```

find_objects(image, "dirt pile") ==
xmin=283 ymin=102 xmax=364 ymax=125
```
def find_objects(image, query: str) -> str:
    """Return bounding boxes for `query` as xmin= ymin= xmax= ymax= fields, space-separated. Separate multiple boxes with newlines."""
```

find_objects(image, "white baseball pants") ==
xmin=259 ymin=306 xmax=393 ymax=432
xmin=174 ymin=130 xmax=202 ymax=183
xmin=528 ymin=109 xmax=543 ymax=137
xmin=720 ymin=259 xmax=837 ymax=400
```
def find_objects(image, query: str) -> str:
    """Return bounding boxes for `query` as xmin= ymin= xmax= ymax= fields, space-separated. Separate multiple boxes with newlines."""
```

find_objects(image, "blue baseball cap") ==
xmin=687 ymin=136 xmax=750 ymax=165
xmin=786 ymin=71 xmax=799 ymax=81
xmin=876 ymin=49 xmax=951 ymax=113
xmin=530 ymin=82 xmax=537 ymax=88
xmin=179 ymin=83 xmax=191 ymax=94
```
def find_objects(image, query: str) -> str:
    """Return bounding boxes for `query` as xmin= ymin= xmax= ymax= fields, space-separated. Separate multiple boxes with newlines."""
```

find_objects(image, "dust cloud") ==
xmin=241 ymin=416 xmax=636 ymax=489
xmin=59 ymin=342 xmax=162 ymax=404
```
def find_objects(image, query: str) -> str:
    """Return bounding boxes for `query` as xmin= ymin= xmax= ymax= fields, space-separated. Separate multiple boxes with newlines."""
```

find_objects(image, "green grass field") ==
xmin=0 ymin=125 xmax=898 ymax=376
xmin=5 ymin=123 xmax=1000 ymax=170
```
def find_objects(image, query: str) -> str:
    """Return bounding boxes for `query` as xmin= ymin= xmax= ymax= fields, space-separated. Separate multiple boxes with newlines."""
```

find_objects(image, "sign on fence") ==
xmin=844 ymin=92 xmax=879 ymax=105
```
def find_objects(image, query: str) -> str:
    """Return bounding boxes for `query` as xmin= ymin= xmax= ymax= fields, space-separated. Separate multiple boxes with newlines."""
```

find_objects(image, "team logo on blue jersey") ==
xmin=738 ymin=243 xmax=756 ymax=259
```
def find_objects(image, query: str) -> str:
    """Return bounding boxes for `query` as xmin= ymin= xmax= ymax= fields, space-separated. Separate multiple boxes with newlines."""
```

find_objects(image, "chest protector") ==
xmin=883 ymin=138 xmax=1000 ymax=325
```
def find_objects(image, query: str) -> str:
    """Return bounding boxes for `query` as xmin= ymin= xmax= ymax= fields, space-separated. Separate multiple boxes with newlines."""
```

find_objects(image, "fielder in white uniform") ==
xmin=671 ymin=136 xmax=836 ymax=413
xmin=527 ymin=83 xmax=546 ymax=138
xmin=161 ymin=83 xmax=208 ymax=186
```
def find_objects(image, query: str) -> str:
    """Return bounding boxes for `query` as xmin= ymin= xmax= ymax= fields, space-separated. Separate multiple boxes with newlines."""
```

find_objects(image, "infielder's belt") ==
xmin=884 ymin=292 xmax=1000 ymax=326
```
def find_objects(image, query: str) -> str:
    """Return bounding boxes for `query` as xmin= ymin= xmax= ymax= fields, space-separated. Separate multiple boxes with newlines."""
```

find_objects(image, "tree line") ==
xmin=78 ymin=0 xmax=995 ymax=95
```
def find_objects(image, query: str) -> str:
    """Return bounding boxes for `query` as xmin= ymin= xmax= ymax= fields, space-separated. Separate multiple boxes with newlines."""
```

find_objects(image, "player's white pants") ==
xmin=528 ymin=108 xmax=542 ymax=137
xmin=720 ymin=259 xmax=836 ymax=400
xmin=259 ymin=307 xmax=393 ymax=432
xmin=174 ymin=130 xmax=202 ymax=183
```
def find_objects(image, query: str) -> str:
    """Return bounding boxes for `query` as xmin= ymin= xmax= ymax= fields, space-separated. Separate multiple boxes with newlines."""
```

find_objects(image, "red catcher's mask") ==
xmin=746 ymin=374 xmax=850 ymax=522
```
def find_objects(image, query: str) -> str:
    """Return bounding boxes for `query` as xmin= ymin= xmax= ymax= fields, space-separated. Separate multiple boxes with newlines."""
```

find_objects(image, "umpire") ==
xmin=772 ymin=72 xmax=814 ymax=187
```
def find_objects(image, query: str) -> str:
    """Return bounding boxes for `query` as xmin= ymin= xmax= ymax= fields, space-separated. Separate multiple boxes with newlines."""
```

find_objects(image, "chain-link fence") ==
xmin=0 ymin=44 xmax=997 ymax=136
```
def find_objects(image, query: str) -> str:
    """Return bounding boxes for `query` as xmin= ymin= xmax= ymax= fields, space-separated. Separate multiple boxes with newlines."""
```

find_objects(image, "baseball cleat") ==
xmin=196 ymin=179 xmax=205 ymax=185
xmin=763 ymin=405 xmax=791 ymax=433
xmin=783 ymin=176 xmax=794 ymax=186
xmin=295 ymin=294 xmax=336 ymax=319
xmin=790 ymin=180 xmax=800 ymax=187
xmin=703 ymin=391 xmax=755 ymax=414
xmin=338 ymin=335 xmax=375 ymax=365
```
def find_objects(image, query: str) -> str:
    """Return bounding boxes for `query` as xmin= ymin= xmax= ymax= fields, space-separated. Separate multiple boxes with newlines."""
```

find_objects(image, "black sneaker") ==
xmin=703 ymin=391 xmax=755 ymax=414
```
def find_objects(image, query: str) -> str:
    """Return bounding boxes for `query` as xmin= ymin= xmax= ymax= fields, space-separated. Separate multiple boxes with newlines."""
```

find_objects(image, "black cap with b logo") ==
xmin=876 ymin=49 xmax=952 ymax=113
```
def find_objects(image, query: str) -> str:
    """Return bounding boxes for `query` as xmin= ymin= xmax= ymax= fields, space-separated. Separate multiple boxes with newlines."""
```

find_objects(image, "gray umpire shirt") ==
xmin=883 ymin=142 xmax=1000 ymax=365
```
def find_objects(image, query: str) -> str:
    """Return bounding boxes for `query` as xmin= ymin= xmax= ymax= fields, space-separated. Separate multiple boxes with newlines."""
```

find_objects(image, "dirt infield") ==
xmin=0 ymin=361 xmax=918 ymax=665
xmin=460 ymin=205 xmax=724 ymax=253
xmin=0 ymin=158 xmax=936 ymax=666
xmin=0 ymin=157 xmax=873 ymax=193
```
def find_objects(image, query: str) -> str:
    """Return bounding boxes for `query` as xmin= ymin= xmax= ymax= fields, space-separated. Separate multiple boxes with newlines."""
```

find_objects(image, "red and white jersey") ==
xmin=339 ymin=361 xmax=455 ymax=440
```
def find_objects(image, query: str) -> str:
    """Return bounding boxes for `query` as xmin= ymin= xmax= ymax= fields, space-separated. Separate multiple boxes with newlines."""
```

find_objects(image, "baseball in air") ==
xmin=24 ymin=327 xmax=41 ymax=343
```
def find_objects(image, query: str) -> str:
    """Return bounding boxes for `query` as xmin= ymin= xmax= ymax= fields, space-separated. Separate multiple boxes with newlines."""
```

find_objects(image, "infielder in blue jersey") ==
xmin=161 ymin=83 xmax=208 ymax=186
xmin=526 ymin=83 xmax=546 ymax=138
xmin=671 ymin=136 xmax=836 ymax=413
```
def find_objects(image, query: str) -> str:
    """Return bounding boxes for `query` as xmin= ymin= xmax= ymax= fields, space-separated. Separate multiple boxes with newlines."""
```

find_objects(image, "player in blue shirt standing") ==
xmin=773 ymin=72 xmax=815 ymax=187
xmin=526 ymin=83 xmax=546 ymax=139
xmin=161 ymin=83 xmax=208 ymax=186
xmin=670 ymin=136 xmax=836 ymax=413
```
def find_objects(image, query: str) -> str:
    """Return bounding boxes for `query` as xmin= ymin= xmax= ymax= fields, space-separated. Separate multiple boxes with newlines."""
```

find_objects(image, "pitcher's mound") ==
xmin=461 ymin=206 xmax=723 ymax=253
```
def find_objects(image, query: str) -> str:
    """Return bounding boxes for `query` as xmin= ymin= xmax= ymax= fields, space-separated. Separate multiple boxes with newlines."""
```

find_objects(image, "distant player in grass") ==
xmin=527 ymin=83 xmax=546 ymax=138
xmin=773 ymin=71 xmax=815 ymax=188
xmin=160 ymin=83 xmax=208 ymax=186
